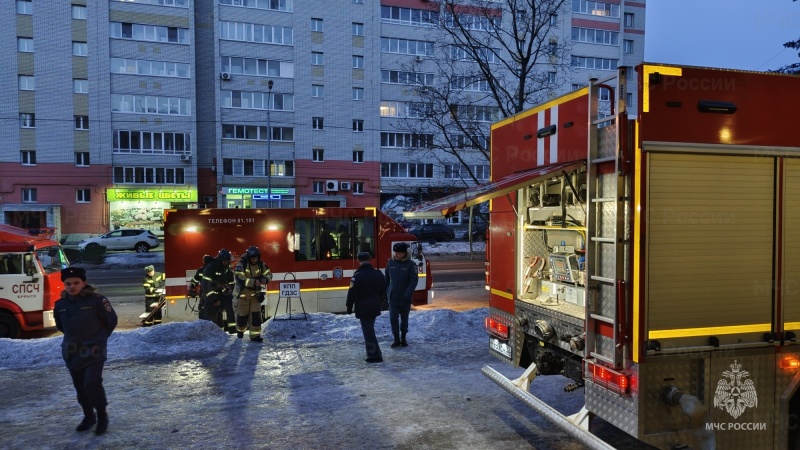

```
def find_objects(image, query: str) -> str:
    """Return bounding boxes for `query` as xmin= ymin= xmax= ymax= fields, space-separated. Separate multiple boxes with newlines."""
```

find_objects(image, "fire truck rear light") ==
xmin=485 ymin=317 xmax=509 ymax=339
xmin=586 ymin=361 xmax=630 ymax=396
xmin=780 ymin=358 xmax=800 ymax=370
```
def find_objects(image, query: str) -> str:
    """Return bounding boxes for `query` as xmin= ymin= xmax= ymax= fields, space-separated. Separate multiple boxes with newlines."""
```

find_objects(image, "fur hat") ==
xmin=392 ymin=242 xmax=409 ymax=253
xmin=357 ymin=252 xmax=371 ymax=262
xmin=61 ymin=267 xmax=86 ymax=282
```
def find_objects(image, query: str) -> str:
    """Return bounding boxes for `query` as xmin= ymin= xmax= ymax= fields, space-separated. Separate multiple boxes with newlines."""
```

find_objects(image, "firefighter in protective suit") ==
xmin=201 ymin=248 xmax=236 ymax=332
xmin=233 ymin=245 xmax=272 ymax=342
xmin=189 ymin=254 xmax=214 ymax=320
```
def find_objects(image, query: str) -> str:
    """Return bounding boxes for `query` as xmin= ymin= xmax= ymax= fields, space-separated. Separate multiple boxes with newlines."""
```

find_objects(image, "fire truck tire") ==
xmin=0 ymin=313 xmax=21 ymax=339
xmin=134 ymin=242 xmax=151 ymax=253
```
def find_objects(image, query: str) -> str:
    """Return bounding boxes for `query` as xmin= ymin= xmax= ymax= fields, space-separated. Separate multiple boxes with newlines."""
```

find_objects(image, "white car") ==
xmin=78 ymin=229 xmax=160 ymax=253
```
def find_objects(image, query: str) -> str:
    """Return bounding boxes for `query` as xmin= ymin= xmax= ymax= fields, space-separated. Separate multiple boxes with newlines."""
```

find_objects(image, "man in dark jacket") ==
xmin=54 ymin=267 xmax=118 ymax=436
xmin=142 ymin=264 xmax=166 ymax=325
xmin=385 ymin=242 xmax=419 ymax=348
xmin=201 ymin=248 xmax=236 ymax=332
xmin=347 ymin=252 xmax=387 ymax=363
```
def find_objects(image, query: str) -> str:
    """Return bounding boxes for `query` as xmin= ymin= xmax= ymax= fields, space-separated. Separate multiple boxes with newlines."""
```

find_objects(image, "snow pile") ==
xmin=0 ymin=309 xmax=488 ymax=370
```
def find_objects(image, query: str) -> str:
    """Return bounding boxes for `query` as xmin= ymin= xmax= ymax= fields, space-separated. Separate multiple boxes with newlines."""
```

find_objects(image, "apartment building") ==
xmin=0 ymin=0 xmax=645 ymax=235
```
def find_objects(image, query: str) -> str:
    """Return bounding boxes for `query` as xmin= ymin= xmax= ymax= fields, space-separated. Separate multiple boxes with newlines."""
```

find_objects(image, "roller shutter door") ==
xmin=646 ymin=153 xmax=774 ymax=345
xmin=783 ymin=159 xmax=800 ymax=331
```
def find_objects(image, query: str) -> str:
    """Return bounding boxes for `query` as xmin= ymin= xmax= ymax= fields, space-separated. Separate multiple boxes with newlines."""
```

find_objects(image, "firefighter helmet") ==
xmin=246 ymin=245 xmax=261 ymax=259
xmin=202 ymin=254 xmax=213 ymax=265
xmin=217 ymin=248 xmax=232 ymax=261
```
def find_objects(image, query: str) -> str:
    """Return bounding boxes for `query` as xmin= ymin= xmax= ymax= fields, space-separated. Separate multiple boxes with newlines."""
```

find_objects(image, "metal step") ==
xmin=590 ymin=237 xmax=615 ymax=243
xmin=589 ymin=275 xmax=615 ymax=284
xmin=589 ymin=313 xmax=614 ymax=324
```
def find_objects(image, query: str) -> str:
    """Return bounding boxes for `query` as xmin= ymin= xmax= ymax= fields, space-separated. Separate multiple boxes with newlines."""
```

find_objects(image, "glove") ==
xmin=257 ymin=292 xmax=266 ymax=303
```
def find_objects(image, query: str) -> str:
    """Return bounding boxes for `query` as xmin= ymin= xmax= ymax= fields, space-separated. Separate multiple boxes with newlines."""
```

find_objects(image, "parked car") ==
xmin=78 ymin=229 xmax=160 ymax=253
xmin=461 ymin=224 xmax=488 ymax=241
xmin=409 ymin=224 xmax=455 ymax=242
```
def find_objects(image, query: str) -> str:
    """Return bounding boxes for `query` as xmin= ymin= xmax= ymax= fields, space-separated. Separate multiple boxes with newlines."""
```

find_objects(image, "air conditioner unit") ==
xmin=414 ymin=55 xmax=423 ymax=63
xmin=339 ymin=181 xmax=351 ymax=191
xmin=180 ymin=154 xmax=191 ymax=162
xmin=220 ymin=72 xmax=232 ymax=81
xmin=325 ymin=180 xmax=339 ymax=192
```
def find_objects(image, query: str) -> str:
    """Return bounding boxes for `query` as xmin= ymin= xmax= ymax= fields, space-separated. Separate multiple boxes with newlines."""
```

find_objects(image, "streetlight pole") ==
xmin=267 ymin=80 xmax=273 ymax=208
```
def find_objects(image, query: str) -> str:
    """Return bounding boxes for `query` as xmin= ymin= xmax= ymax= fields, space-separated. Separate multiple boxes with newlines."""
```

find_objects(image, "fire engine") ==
xmin=0 ymin=225 xmax=69 ymax=338
xmin=406 ymin=63 xmax=800 ymax=449
xmin=163 ymin=207 xmax=431 ymax=314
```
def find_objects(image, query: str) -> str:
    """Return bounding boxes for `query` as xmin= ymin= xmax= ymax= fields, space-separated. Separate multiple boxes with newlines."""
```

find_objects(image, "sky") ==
xmin=645 ymin=0 xmax=800 ymax=71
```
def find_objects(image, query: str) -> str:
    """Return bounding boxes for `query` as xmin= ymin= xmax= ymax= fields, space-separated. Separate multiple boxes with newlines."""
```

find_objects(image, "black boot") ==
xmin=75 ymin=407 xmax=96 ymax=432
xmin=400 ymin=333 xmax=408 ymax=347
xmin=94 ymin=408 xmax=108 ymax=435
xmin=391 ymin=335 xmax=401 ymax=348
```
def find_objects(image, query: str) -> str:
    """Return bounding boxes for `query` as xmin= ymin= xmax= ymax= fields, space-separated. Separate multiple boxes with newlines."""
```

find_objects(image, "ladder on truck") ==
xmin=584 ymin=68 xmax=631 ymax=370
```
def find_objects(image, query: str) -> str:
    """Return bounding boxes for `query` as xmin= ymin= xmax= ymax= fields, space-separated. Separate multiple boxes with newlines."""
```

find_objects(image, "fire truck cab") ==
xmin=406 ymin=64 xmax=800 ymax=449
xmin=0 ymin=225 xmax=69 ymax=338
xmin=163 ymin=207 xmax=432 ymax=315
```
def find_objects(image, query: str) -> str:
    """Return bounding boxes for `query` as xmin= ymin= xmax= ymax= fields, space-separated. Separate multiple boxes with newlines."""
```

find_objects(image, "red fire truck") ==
xmin=406 ymin=64 xmax=800 ymax=449
xmin=163 ymin=207 xmax=431 ymax=314
xmin=0 ymin=225 xmax=69 ymax=338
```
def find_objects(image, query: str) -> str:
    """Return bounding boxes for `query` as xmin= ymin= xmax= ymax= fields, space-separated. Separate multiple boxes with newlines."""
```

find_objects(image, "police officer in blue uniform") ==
xmin=54 ymin=267 xmax=118 ymax=435
xmin=384 ymin=242 xmax=418 ymax=348
xmin=347 ymin=252 xmax=387 ymax=363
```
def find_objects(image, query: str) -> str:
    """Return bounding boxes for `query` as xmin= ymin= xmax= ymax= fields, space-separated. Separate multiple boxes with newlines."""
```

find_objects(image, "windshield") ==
xmin=34 ymin=245 xmax=69 ymax=274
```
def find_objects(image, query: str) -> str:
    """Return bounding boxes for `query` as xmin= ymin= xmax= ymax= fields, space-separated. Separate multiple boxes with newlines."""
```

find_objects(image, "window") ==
xmin=221 ymin=91 xmax=293 ymax=111
xmin=22 ymin=188 xmax=37 ymax=203
xmin=19 ymin=113 xmax=35 ymax=128
xmin=550 ymin=14 xmax=558 ymax=26
xmin=73 ymin=79 xmax=88 ymax=94
xmin=312 ymin=117 xmax=324 ymax=130
xmin=313 ymin=181 xmax=324 ymax=194
xmin=72 ymin=42 xmax=88 ymax=56
xmin=573 ymin=1 xmax=620 ymax=18
xmin=311 ymin=18 xmax=323 ymax=32
xmin=381 ymin=6 xmax=440 ymax=26
xmin=75 ymin=116 xmax=89 ymax=130
xmin=72 ymin=5 xmax=87 ymax=19
xmin=380 ymin=162 xmax=434 ymax=178
xmin=352 ymin=55 xmax=364 ymax=69
xmin=112 ymin=58 xmax=191 ymax=78
xmin=352 ymin=119 xmax=364 ymax=132
xmin=623 ymin=39 xmax=633 ymax=54
xmin=110 ymin=22 xmax=191 ymax=44
xmin=112 ymin=94 xmax=192 ymax=115
xmin=19 ymin=76 xmax=35 ymax=91
xmin=113 ymin=130 xmax=191 ymax=154
xmin=76 ymin=152 xmax=90 ymax=166
xmin=381 ymin=70 xmax=434 ymax=86
xmin=624 ymin=13 xmax=634 ymax=27
xmin=353 ymin=0 xmax=363 ymax=3
xmin=381 ymin=132 xmax=434 ymax=148
xmin=312 ymin=84 xmax=324 ymax=98
xmin=353 ymin=182 xmax=364 ymax=194
xmin=548 ymin=71 xmax=556 ymax=84
xmin=352 ymin=87 xmax=364 ymax=100
xmin=571 ymin=27 xmax=619 ymax=45
xmin=353 ymin=150 xmax=364 ymax=163
xmin=16 ymin=0 xmax=32 ymax=14
xmin=352 ymin=22 xmax=364 ymax=36
xmin=222 ymin=124 xmax=294 ymax=141
xmin=76 ymin=189 xmax=91 ymax=203
xmin=381 ymin=37 xmax=434 ymax=56
xmin=219 ymin=21 xmax=293 ymax=45
xmin=626 ymin=92 xmax=633 ymax=106
xmin=571 ymin=55 xmax=618 ymax=70
xmin=313 ymin=148 xmax=324 ymax=162
xmin=219 ymin=0 xmax=291 ymax=11
xmin=18 ymin=38 xmax=34 ymax=52
xmin=113 ymin=167 xmax=185 ymax=184
xmin=311 ymin=52 xmax=324 ymax=65
xmin=21 ymin=151 xmax=36 ymax=165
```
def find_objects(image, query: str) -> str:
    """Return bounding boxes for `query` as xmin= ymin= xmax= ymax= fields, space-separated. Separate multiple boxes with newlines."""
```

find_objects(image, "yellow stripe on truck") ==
xmin=649 ymin=323 xmax=771 ymax=340
xmin=490 ymin=288 xmax=514 ymax=300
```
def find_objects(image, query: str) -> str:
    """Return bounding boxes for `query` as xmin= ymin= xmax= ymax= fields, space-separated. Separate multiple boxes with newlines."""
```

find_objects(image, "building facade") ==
xmin=0 ymin=0 xmax=645 ymax=236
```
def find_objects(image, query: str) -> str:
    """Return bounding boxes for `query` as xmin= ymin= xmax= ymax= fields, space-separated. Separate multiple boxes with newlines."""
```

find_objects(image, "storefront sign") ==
xmin=223 ymin=187 xmax=295 ymax=195
xmin=107 ymin=189 xmax=197 ymax=202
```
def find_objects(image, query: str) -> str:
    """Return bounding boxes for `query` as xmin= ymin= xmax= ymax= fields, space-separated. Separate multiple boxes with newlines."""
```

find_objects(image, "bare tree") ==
xmin=394 ymin=0 xmax=570 ymax=188
xmin=776 ymin=37 xmax=800 ymax=74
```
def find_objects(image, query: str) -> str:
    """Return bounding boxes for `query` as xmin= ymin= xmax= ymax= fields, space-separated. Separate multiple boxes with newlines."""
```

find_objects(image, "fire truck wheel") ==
xmin=0 ymin=313 xmax=21 ymax=339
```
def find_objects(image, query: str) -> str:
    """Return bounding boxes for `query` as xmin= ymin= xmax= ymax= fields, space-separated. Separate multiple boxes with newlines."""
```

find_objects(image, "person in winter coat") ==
xmin=201 ymin=248 xmax=236 ymax=333
xmin=346 ymin=252 xmax=387 ymax=363
xmin=233 ymin=245 xmax=272 ymax=342
xmin=190 ymin=254 xmax=214 ymax=320
xmin=142 ymin=265 xmax=166 ymax=325
xmin=54 ymin=267 xmax=118 ymax=436
xmin=384 ymin=242 xmax=418 ymax=348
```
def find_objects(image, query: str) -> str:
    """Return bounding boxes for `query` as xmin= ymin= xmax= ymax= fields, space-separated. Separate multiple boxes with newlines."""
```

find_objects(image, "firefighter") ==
xmin=142 ymin=265 xmax=166 ymax=326
xmin=54 ymin=267 xmax=117 ymax=435
xmin=384 ymin=242 xmax=418 ymax=348
xmin=233 ymin=245 xmax=272 ymax=342
xmin=201 ymin=248 xmax=236 ymax=333
xmin=189 ymin=254 xmax=214 ymax=320
xmin=346 ymin=252 xmax=386 ymax=363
